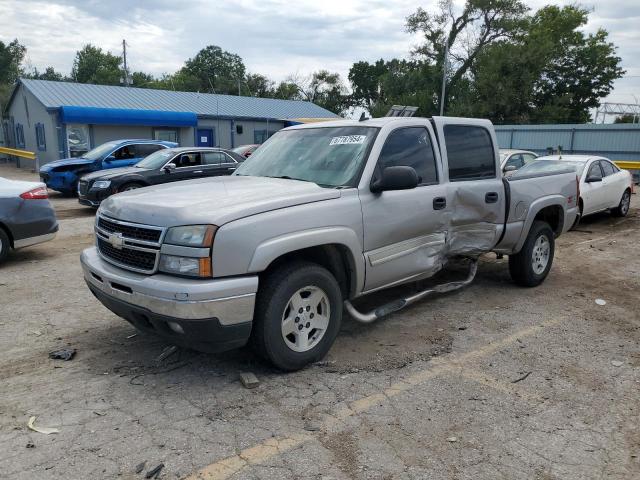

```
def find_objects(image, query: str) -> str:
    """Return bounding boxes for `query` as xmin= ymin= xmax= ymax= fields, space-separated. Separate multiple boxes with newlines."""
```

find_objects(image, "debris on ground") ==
xmin=447 ymin=436 xmax=458 ymax=442
xmin=145 ymin=463 xmax=164 ymax=479
xmin=512 ymin=371 xmax=532 ymax=384
xmin=595 ymin=298 xmax=607 ymax=306
xmin=239 ymin=372 xmax=260 ymax=389
xmin=135 ymin=461 xmax=146 ymax=474
xmin=611 ymin=360 xmax=624 ymax=367
xmin=155 ymin=345 xmax=178 ymax=363
xmin=93 ymin=411 xmax=106 ymax=416
xmin=48 ymin=348 xmax=76 ymax=361
xmin=26 ymin=441 xmax=35 ymax=448
xmin=303 ymin=422 xmax=321 ymax=432
xmin=27 ymin=416 xmax=59 ymax=435
xmin=126 ymin=333 xmax=137 ymax=339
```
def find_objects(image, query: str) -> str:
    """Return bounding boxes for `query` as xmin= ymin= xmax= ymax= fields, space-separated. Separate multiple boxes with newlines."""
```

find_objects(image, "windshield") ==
xmin=512 ymin=160 xmax=582 ymax=177
xmin=82 ymin=142 xmax=120 ymax=161
xmin=234 ymin=126 xmax=378 ymax=187
xmin=135 ymin=149 xmax=175 ymax=169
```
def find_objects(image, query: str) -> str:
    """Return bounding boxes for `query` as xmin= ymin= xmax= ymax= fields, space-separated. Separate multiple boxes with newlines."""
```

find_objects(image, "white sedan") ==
xmin=499 ymin=149 xmax=538 ymax=175
xmin=536 ymin=155 xmax=633 ymax=223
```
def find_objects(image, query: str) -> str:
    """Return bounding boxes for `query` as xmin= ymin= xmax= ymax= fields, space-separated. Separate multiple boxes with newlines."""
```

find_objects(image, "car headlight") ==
xmin=159 ymin=255 xmax=212 ymax=277
xmin=165 ymin=225 xmax=217 ymax=247
xmin=92 ymin=180 xmax=111 ymax=189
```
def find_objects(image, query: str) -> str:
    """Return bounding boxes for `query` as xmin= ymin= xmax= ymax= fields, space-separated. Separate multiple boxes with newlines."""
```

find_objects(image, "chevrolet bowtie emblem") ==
xmin=108 ymin=232 xmax=125 ymax=249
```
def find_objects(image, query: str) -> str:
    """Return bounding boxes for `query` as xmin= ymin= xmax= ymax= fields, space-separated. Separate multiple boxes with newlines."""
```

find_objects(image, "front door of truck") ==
xmin=431 ymin=117 xmax=506 ymax=256
xmin=360 ymin=122 xmax=449 ymax=292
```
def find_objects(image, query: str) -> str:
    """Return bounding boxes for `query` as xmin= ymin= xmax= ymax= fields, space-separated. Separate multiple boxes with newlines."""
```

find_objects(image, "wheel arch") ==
xmin=515 ymin=197 xmax=566 ymax=253
xmin=0 ymin=221 xmax=14 ymax=248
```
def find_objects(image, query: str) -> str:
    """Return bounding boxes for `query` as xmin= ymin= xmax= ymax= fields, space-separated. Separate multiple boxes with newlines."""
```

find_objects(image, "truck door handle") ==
xmin=433 ymin=197 xmax=446 ymax=210
xmin=193 ymin=170 xmax=203 ymax=174
xmin=485 ymin=192 xmax=499 ymax=203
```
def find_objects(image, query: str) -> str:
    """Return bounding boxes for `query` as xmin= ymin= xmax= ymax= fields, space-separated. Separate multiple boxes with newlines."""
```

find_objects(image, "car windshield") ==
xmin=82 ymin=142 xmax=120 ymax=161
xmin=512 ymin=159 xmax=582 ymax=177
xmin=135 ymin=149 xmax=175 ymax=169
xmin=233 ymin=126 xmax=378 ymax=187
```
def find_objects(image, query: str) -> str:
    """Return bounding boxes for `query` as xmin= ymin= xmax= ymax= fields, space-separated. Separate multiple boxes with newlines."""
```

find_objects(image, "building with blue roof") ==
xmin=2 ymin=79 xmax=339 ymax=167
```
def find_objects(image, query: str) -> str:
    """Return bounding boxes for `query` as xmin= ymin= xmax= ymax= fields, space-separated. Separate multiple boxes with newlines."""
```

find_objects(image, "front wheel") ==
xmin=118 ymin=183 xmax=144 ymax=193
xmin=509 ymin=221 xmax=555 ymax=287
xmin=611 ymin=189 xmax=631 ymax=217
xmin=251 ymin=261 xmax=343 ymax=371
xmin=0 ymin=228 xmax=10 ymax=264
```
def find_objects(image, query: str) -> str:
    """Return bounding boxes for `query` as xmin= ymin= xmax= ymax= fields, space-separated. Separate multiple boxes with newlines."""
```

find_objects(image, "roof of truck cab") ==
xmin=285 ymin=117 xmax=429 ymax=129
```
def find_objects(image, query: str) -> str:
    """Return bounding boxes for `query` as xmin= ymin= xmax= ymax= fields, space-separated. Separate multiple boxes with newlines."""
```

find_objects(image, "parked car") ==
xmin=535 ymin=155 xmax=633 ymax=224
xmin=499 ymin=149 xmax=538 ymax=175
xmin=0 ymin=178 xmax=58 ymax=263
xmin=232 ymin=144 xmax=259 ymax=158
xmin=39 ymin=139 xmax=177 ymax=196
xmin=77 ymin=147 xmax=245 ymax=207
xmin=81 ymin=116 xmax=578 ymax=371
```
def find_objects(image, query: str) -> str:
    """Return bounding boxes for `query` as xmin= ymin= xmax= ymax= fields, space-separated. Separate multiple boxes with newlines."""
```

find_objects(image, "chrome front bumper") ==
xmin=81 ymin=247 xmax=258 ymax=325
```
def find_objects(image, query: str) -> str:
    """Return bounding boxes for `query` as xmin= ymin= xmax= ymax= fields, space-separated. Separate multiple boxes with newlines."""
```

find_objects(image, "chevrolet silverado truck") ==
xmin=81 ymin=117 xmax=578 ymax=371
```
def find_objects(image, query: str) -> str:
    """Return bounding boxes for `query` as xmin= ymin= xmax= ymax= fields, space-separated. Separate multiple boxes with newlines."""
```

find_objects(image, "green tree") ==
xmin=181 ymin=45 xmax=246 ymax=94
xmin=0 ymin=39 xmax=27 ymax=111
xmin=71 ymin=44 xmax=122 ymax=85
xmin=287 ymin=70 xmax=351 ymax=115
xmin=406 ymin=0 xmax=528 ymax=112
xmin=26 ymin=66 xmax=65 ymax=81
xmin=244 ymin=73 xmax=274 ymax=97
xmin=614 ymin=114 xmax=637 ymax=124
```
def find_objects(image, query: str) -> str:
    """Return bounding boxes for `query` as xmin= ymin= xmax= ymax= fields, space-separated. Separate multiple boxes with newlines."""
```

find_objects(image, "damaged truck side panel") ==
xmin=81 ymin=116 xmax=579 ymax=371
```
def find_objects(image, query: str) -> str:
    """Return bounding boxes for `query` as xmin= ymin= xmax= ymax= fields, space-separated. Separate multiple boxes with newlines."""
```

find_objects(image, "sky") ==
xmin=1 ymin=0 xmax=639 ymax=109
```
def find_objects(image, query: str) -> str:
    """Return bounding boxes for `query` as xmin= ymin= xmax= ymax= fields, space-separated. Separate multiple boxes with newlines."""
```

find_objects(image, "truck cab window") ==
xmin=377 ymin=127 xmax=438 ymax=185
xmin=587 ymin=162 xmax=603 ymax=180
xmin=444 ymin=125 xmax=496 ymax=181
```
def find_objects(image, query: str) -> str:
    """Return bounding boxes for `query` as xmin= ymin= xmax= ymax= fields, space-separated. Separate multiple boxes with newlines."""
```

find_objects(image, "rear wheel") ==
xmin=611 ymin=189 xmax=631 ymax=217
xmin=0 ymin=228 xmax=11 ymax=264
xmin=251 ymin=261 xmax=342 ymax=371
xmin=509 ymin=221 xmax=555 ymax=287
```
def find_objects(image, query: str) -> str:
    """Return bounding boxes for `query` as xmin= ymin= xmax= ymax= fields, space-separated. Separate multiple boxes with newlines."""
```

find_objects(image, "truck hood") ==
xmin=81 ymin=166 xmax=144 ymax=182
xmin=40 ymin=157 xmax=96 ymax=172
xmin=99 ymin=175 xmax=342 ymax=227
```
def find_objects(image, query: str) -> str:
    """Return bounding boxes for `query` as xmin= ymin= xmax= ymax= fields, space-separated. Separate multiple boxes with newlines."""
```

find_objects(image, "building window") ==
xmin=66 ymin=124 xmax=90 ymax=157
xmin=35 ymin=123 xmax=46 ymax=151
xmin=254 ymin=129 xmax=278 ymax=144
xmin=236 ymin=124 xmax=243 ymax=135
xmin=16 ymin=123 xmax=25 ymax=148
xmin=154 ymin=128 xmax=178 ymax=143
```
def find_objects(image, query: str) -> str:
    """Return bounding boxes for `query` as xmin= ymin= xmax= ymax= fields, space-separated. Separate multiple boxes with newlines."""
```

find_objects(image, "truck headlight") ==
xmin=93 ymin=180 xmax=111 ymax=189
xmin=165 ymin=225 xmax=217 ymax=247
xmin=159 ymin=254 xmax=212 ymax=277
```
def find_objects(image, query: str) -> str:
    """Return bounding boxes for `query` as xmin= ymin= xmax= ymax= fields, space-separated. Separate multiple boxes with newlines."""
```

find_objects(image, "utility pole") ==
xmin=439 ymin=38 xmax=449 ymax=116
xmin=121 ymin=39 xmax=131 ymax=87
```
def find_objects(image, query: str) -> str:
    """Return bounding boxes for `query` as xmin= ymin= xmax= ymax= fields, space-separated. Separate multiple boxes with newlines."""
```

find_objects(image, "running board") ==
xmin=344 ymin=259 xmax=478 ymax=324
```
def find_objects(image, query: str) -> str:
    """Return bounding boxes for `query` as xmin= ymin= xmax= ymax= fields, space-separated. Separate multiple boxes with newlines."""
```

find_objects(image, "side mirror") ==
xmin=103 ymin=156 xmax=115 ymax=163
xmin=585 ymin=175 xmax=602 ymax=183
xmin=164 ymin=163 xmax=177 ymax=173
xmin=371 ymin=166 xmax=419 ymax=193
xmin=504 ymin=165 xmax=517 ymax=173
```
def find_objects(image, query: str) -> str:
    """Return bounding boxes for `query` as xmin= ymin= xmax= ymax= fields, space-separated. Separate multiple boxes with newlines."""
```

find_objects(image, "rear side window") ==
xmin=600 ymin=161 xmax=615 ymax=176
xmin=377 ymin=127 xmax=438 ymax=185
xmin=505 ymin=154 xmax=524 ymax=170
xmin=203 ymin=152 xmax=226 ymax=166
xmin=136 ymin=144 xmax=163 ymax=157
xmin=587 ymin=162 xmax=603 ymax=180
xmin=444 ymin=125 xmax=496 ymax=181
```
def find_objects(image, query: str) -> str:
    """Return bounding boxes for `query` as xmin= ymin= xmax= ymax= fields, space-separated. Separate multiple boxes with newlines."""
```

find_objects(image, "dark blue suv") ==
xmin=39 ymin=139 xmax=178 ymax=195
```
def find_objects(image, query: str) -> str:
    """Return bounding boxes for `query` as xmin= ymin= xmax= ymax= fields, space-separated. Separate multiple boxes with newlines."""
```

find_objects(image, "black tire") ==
xmin=611 ymin=189 xmax=631 ymax=217
xmin=118 ymin=182 xmax=144 ymax=193
xmin=251 ymin=261 xmax=343 ymax=371
xmin=0 ymin=228 xmax=11 ymax=264
xmin=509 ymin=221 xmax=555 ymax=287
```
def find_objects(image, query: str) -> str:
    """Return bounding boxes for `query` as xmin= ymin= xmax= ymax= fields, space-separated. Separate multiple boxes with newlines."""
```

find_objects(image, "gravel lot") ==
xmin=1 ymin=163 xmax=639 ymax=480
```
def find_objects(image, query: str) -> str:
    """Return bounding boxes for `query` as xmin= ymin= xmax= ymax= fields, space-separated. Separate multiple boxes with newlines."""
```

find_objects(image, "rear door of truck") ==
xmin=431 ymin=117 xmax=506 ymax=255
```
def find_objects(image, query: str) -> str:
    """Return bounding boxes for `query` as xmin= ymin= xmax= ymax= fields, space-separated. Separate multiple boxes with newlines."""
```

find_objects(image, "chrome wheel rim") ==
xmin=122 ymin=185 xmax=139 ymax=191
xmin=532 ymin=234 xmax=550 ymax=275
xmin=281 ymin=286 xmax=330 ymax=353
xmin=621 ymin=192 xmax=630 ymax=215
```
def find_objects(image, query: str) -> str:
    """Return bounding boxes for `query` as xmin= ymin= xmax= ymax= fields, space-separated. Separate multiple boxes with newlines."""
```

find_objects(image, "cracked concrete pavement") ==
xmin=0 ymin=163 xmax=638 ymax=479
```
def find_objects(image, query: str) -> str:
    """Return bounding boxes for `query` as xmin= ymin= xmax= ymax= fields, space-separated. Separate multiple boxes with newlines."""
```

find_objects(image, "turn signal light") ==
xmin=20 ymin=187 xmax=49 ymax=199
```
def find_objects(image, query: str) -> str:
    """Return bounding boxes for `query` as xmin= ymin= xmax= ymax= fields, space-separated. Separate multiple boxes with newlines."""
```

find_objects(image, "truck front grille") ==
xmin=95 ymin=215 xmax=165 ymax=274
xmin=97 ymin=238 xmax=157 ymax=272
xmin=98 ymin=216 xmax=162 ymax=243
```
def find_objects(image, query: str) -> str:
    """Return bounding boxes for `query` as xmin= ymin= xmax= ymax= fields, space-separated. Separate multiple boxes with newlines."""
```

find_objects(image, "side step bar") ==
xmin=344 ymin=259 xmax=478 ymax=324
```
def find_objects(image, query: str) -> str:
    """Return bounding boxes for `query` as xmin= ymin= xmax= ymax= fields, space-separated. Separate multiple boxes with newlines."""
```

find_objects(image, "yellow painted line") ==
xmin=456 ymin=367 xmax=545 ymax=403
xmin=184 ymin=317 xmax=561 ymax=480
xmin=0 ymin=146 xmax=36 ymax=160
xmin=614 ymin=161 xmax=640 ymax=170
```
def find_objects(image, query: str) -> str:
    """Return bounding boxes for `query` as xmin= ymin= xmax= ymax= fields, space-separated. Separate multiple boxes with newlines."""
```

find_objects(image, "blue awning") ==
xmin=60 ymin=106 xmax=197 ymax=127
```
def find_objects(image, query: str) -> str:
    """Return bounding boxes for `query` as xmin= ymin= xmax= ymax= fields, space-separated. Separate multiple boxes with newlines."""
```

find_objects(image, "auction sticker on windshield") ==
xmin=329 ymin=135 xmax=367 ymax=145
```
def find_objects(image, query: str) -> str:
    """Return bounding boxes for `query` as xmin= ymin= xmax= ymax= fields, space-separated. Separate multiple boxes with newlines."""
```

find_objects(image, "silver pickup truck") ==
xmin=81 ymin=116 xmax=578 ymax=370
